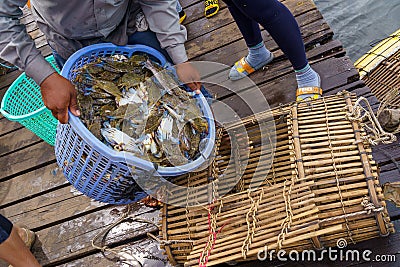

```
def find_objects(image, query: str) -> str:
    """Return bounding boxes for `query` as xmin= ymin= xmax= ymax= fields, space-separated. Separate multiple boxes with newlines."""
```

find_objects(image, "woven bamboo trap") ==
xmin=362 ymin=49 xmax=400 ymax=106
xmin=158 ymin=91 xmax=394 ymax=266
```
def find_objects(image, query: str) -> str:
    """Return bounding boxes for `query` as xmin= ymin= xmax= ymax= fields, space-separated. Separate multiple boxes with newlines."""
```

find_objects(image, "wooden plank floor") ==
xmin=0 ymin=0 xmax=399 ymax=266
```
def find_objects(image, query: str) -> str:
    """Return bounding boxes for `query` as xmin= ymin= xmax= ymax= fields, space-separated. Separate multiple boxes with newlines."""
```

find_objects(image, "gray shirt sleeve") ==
xmin=0 ymin=0 xmax=55 ymax=85
xmin=1 ymin=0 xmax=188 ymax=83
xmin=139 ymin=0 xmax=188 ymax=64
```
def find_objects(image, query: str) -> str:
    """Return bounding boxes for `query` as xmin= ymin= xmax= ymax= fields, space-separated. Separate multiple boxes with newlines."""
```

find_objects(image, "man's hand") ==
xmin=40 ymin=73 xmax=80 ymax=124
xmin=175 ymin=61 xmax=201 ymax=94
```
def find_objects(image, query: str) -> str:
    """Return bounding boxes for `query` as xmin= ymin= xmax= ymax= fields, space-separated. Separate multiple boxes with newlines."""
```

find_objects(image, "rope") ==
xmin=242 ymin=190 xmax=255 ymax=257
xmin=320 ymin=196 xmax=384 ymax=223
xmin=197 ymin=128 xmax=226 ymax=267
xmin=323 ymin=97 xmax=355 ymax=244
xmin=198 ymin=201 xmax=226 ymax=267
xmin=276 ymin=106 xmax=297 ymax=250
xmin=147 ymin=232 xmax=194 ymax=245
xmin=241 ymin=188 xmax=264 ymax=259
xmin=91 ymin=205 xmax=158 ymax=265
xmin=264 ymin=132 xmax=276 ymax=186
xmin=346 ymin=96 xmax=397 ymax=145
xmin=377 ymin=87 xmax=400 ymax=117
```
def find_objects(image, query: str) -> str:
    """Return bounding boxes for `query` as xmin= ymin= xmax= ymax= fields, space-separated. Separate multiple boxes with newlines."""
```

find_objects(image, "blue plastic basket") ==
xmin=55 ymin=43 xmax=215 ymax=204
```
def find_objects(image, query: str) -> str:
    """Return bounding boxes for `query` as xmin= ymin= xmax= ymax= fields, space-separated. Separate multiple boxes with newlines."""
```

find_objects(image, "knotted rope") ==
xmin=345 ymin=96 xmax=396 ymax=145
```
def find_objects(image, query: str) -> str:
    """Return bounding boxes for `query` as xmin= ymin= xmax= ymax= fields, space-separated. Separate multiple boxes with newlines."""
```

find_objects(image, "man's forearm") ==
xmin=0 ymin=0 xmax=54 ymax=84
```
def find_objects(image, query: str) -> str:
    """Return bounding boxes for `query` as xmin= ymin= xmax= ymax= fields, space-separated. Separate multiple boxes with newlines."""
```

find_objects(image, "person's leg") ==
xmin=0 ymin=215 xmax=40 ymax=267
xmin=223 ymin=0 xmax=263 ymax=47
xmin=223 ymin=0 xmax=274 ymax=80
xmin=233 ymin=0 xmax=307 ymax=70
xmin=231 ymin=0 xmax=320 ymax=95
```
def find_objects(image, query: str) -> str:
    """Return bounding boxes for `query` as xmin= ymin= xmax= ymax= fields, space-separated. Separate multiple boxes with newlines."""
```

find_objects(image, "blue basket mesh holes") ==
xmin=66 ymin=48 xmax=164 ymax=83
xmin=56 ymin=123 xmax=149 ymax=204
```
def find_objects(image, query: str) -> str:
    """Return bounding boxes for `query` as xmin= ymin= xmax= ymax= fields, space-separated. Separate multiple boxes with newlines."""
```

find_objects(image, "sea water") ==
xmin=314 ymin=0 xmax=400 ymax=62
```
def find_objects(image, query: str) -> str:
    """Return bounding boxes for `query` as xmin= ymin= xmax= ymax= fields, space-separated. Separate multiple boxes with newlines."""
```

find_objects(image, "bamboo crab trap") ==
xmin=158 ymin=91 xmax=395 ymax=266
xmin=362 ymin=48 xmax=400 ymax=106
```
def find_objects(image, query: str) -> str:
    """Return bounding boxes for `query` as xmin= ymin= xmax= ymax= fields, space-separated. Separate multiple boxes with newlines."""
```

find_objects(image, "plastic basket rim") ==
xmin=0 ymin=55 xmax=55 ymax=121
xmin=59 ymin=43 xmax=216 ymax=176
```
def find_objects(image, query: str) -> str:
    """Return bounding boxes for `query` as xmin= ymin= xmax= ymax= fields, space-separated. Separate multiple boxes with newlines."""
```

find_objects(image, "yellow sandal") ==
xmin=296 ymin=87 xmax=323 ymax=102
xmin=205 ymin=0 xmax=220 ymax=18
xmin=229 ymin=57 xmax=267 ymax=80
xmin=179 ymin=10 xmax=186 ymax=24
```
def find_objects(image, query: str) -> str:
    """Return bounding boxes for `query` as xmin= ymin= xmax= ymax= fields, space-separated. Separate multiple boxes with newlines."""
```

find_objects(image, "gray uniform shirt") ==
xmin=0 ymin=0 xmax=188 ymax=85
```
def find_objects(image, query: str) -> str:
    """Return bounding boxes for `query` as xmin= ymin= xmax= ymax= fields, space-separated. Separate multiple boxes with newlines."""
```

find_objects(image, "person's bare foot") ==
xmin=14 ymin=226 xmax=36 ymax=249
xmin=3 ymin=226 xmax=40 ymax=267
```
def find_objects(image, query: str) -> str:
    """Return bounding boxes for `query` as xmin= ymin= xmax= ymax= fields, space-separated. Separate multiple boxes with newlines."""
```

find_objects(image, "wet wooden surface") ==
xmin=0 ymin=0 xmax=399 ymax=266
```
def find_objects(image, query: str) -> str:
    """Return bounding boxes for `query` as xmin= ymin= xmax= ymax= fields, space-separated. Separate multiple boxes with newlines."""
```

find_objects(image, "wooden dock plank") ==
xmin=33 ymin=204 xmax=158 ymax=265
xmin=213 ymin=56 xmax=360 ymax=118
xmin=0 ymin=121 xmax=23 ymax=137
xmin=0 ymin=0 xmax=398 ymax=266
xmin=0 ymin=163 xmax=67 ymax=208
xmin=186 ymin=0 xmax=320 ymax=60
xmin=0 ymin=141 xmax=55 ymax=181
xmin=183 ymin=1 xmax=227 ymax=25
xmin=2 ymin=187 xmax=108 ymax=230
xmin=0 ymin=70 xmax=23 ymax=90
xmin=55 ymin=238 xmax=168 ymax=267
xmin=208 ymin=38 xmax=343 ymax=101
xmin=0 ymin=127 xmax=42 ymax=157
xmin=185 ymin=0 xmax=319 ymax=45
xmin=185 ymin=5 xmax=230 ymax=40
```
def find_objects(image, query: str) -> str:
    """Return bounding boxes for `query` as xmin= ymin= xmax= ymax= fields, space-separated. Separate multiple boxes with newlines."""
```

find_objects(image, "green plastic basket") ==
xmin=0 ymin=55 xmax=59 ymax=146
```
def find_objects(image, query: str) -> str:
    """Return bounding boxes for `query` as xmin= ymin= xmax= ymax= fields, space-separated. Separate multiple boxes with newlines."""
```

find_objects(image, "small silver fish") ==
xmin=118 ymin=90 xmax=143 ymax=106
xmin=101 ymin=127 xmax=143 ymax=155
xmin=156 ymin=113 xmax=174 ymax=142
